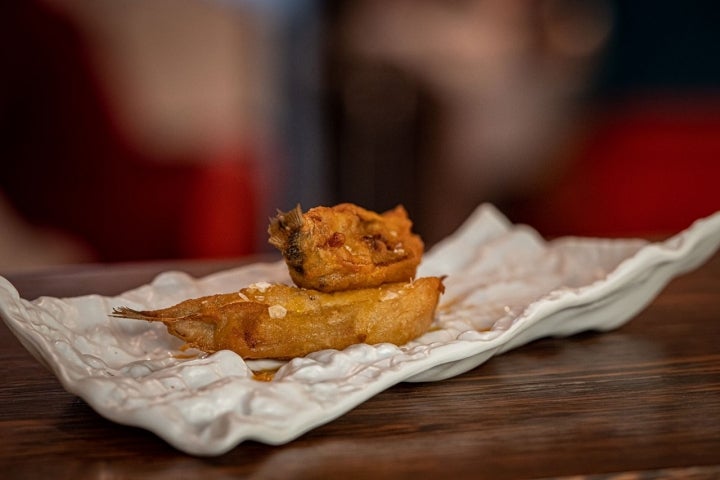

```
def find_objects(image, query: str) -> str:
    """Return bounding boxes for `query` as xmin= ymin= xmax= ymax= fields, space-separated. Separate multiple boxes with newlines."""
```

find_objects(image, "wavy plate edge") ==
xmin=1 ymin=205 xmax=719 ymax=455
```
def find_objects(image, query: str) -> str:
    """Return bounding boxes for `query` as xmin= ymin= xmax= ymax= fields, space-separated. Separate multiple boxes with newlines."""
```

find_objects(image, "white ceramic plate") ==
xmin=2 ymin=205 xmax=719 ymax=456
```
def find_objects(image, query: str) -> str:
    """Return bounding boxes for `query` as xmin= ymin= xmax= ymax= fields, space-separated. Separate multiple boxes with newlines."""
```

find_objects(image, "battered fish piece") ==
xmin=268 ymin=203 xmax=424 ymax=292
xmin=111 ymin=277 xmax=444 ymax=359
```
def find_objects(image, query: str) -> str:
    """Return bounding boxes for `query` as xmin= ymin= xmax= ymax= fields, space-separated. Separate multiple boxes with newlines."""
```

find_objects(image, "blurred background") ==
xmin=1 ymin=0 xmax=719 ymax=270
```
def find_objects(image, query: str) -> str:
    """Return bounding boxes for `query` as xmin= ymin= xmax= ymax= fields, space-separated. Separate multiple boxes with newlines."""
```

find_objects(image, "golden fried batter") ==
xmin=112 ymin=277 xmax=444 ymax=359
xmin=268 ymin=203 xmax=424 ymax=292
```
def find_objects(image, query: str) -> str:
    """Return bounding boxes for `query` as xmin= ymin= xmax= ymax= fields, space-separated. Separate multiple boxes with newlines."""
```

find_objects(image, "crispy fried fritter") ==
xmin=111 ymin=277 xmax=444 ymax=359
xmin=268 ymin=203 xmax=424 ymax=292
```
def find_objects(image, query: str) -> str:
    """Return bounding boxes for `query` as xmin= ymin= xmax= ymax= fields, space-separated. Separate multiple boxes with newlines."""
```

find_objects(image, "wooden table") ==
xmin=1 ymin=252 xmax=719 ymax=479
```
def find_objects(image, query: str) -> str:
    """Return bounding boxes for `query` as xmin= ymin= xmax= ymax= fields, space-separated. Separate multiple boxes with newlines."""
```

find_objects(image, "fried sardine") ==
xmin=268 ymin=203 xmax=424 ymax=292
xmin=111 ymin=277 xmax=444 ymax=359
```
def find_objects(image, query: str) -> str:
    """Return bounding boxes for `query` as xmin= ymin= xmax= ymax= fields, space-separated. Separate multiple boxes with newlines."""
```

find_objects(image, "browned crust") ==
xmin=268 ymin=203 xmax=424 ymax=292
xmin=112 ymin=277 xmax=444 ymax=359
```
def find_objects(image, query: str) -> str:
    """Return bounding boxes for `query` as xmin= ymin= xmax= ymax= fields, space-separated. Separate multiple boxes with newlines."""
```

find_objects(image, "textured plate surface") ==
xmin=1 ymin=205 xmax=719 ymax=455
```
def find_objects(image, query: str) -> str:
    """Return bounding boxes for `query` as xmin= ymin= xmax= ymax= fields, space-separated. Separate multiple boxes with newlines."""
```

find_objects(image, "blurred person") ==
xmin=327 ymin=0 xmax=613 ymax=244
xmin=327 ymin=0 xmax=720 ymax=242
xmin=0 ymin=0 xmax=308 ymax=270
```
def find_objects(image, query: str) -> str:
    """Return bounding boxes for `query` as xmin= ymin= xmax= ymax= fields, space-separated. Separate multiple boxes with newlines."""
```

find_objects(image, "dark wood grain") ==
xmin=1 ymin=252 xmax=719 ymax=479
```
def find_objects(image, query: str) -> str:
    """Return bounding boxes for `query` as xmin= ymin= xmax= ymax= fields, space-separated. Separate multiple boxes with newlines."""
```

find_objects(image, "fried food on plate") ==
xmin=112 ymin=203 xmax=443 ymax=359
xmin=112 ymin=277 xmax=444 ymax=359
xmin=268 ymin=203 xmax=424 ymax=292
